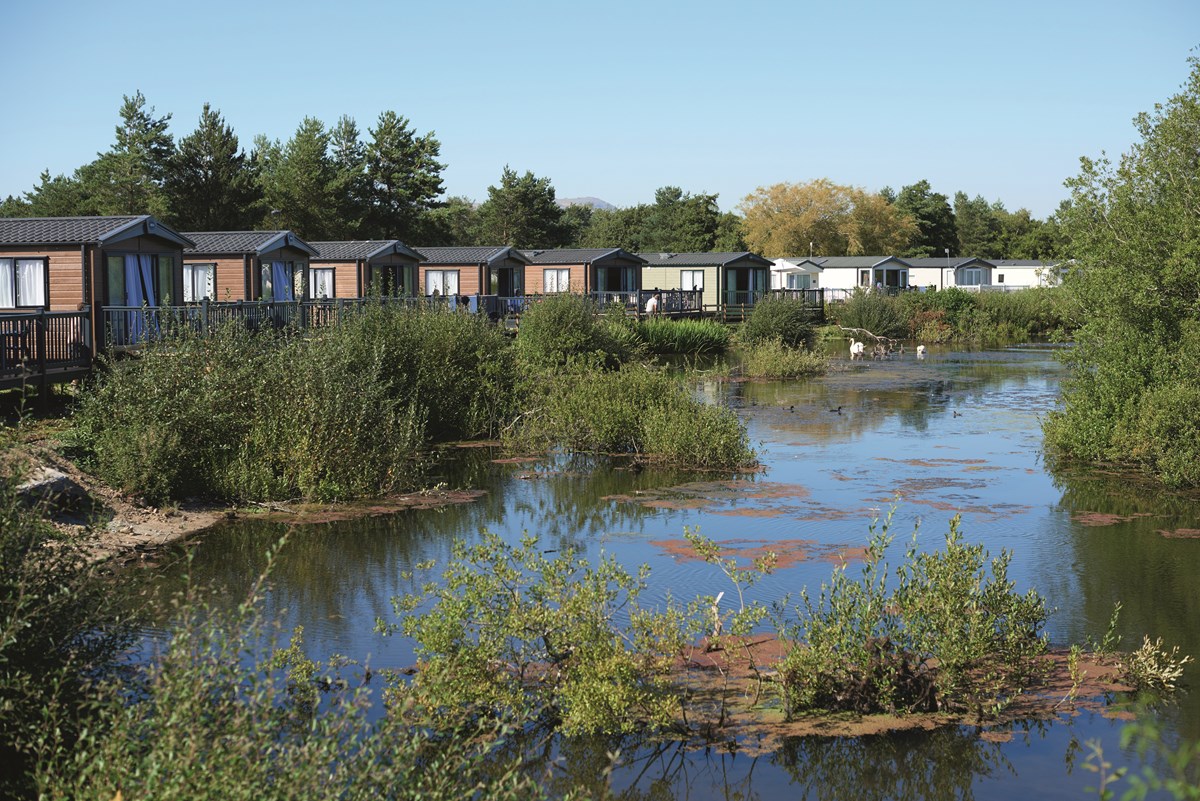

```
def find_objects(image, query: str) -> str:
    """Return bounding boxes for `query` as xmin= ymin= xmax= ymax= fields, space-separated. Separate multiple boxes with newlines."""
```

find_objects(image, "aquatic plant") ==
xmin=635 ymin=317 xmax=731 ymax=355
xmin=776 ymin=513 xmax=1050 ymax=719
xmin=507 ymin=364 xmax=756 ymax=470
xmin=739 ymin=337 xmax=827 ymax=379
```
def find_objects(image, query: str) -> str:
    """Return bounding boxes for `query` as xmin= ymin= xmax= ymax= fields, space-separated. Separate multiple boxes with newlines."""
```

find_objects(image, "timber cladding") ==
xmin=0 ymin=245 xmax=82 ymax=310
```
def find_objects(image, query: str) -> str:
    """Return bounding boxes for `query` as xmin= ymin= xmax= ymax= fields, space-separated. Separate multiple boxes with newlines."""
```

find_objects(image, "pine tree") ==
xmin=364 ymin=111 xmax=445 ymax=240
xmin=165 ymin=103 xmax=261 ymax=230
xmin=79 ymin=91 xmax=174 ymax=217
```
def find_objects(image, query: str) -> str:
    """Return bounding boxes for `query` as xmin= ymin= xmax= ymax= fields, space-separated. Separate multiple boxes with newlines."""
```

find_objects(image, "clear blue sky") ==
xmin=2 ymin=0 xmax=1196 ymax=219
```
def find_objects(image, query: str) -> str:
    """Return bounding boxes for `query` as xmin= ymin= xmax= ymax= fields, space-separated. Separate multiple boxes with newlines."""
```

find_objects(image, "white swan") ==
xmin=916 ymin=344 xmax=926 ymax=359
xmin=849 ymin=338 xmax=865 ymax=360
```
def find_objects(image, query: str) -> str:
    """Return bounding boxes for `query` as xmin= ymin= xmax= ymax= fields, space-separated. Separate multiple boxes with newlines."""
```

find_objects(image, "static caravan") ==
xmin=812 ymin=256 xmax=914 ymax=291
xmin=903 ymin=257 xmax=994 ymax=291
xmin=308 ymin=240 xmax=425 ymax=299
xmin=638 ymin=252 xmax=772 ymax=310
xmin=182 ymin=231 xmax=318 ymax=302
xmin=523 ymin=248 xmax=645 ymax=299
xmin=772 ymin=257 xmax=825 ymax=289
xmin=989 ymin=260 xmax=1063 ymax=289
xmin=0 ymin=215 xmax=191 ymax=353
xmin=414 ymin=246 xmax=531 ymax=298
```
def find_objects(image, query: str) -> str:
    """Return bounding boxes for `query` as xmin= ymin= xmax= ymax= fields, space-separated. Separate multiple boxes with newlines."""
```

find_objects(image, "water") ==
xmin=128 ymin=344 xmax=1200 ymax=798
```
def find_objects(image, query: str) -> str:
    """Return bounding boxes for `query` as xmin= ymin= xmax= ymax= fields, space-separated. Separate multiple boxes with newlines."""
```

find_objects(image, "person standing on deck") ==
xmin=645 ymin=291 xmax=661 ymax=316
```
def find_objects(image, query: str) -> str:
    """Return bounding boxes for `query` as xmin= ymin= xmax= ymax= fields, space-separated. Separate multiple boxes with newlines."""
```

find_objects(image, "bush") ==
xmin=738 ymin=296 xmax=815 ymax=349
xmin=516 ymin=294 xmax=632 ymax=368
xmin=508 ymin=364 xmax=756 ymax=470
xmin=777 ymin=514 xmax=1048 ymax=718
xmin=33 ymin=550 xmax=547 ymax=801
xmin=832 ymin=289 xmax=908 ymax=338
xmin=1113 ymin=382 xmax=1200 ymax=487
xmin=390 ymin=532 xmax=686 ymax=736
xmin=0 ymin=431 xmax=130 ymax=800
xmin=73 ymin=306 xmax=516 ymax=503
xmin=740 ymin=337 xmax=827 ymax=379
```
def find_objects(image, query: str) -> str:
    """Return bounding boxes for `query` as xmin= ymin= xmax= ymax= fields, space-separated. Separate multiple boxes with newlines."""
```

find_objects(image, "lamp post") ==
xmin=944 ymin=247 xmax=950 ymax=290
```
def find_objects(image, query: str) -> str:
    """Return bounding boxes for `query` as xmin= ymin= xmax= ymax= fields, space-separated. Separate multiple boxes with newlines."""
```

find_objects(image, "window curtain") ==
xmin=17 ymin=259 xmax=45 ymax=307
xmin=311 ymin=269 xmax=333 ymax=299
xmin=271 ymin=261 xmax=293 ymax=302
xmin=0 ymin=260 xmax=14 ymax=308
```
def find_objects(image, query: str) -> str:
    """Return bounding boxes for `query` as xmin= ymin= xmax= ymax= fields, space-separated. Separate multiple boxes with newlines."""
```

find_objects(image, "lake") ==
xmin=129 ymin=344 xmax=1200 ymax=799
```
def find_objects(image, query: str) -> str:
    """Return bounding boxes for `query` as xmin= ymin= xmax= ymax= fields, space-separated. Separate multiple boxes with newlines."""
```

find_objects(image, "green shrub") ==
xmin=73 ymin=306 xmax=515 ymax=503
xmin=737 ymin=296 xmax=815 ymax=348
xmin=0 ymin=432 xmax=130 ymax=800
xmin=516 ymin=294 xmax=632 ymax=368
xmin=636 ymin=318 xmax=731 ymax=355
xmin=740 ymin=337 xmax=827 ymax=379
xmin=508 ymin=365 xmax=756 ymax=470
xmin=33 ymin=550 xmax=547 ymax=801
xmin=390 ymin=531 xmax=686 ymax=736
xmin=1113 ymin=382 xmax=1200 ymax=487
xmin=777 ymin=514 xmax=1048 ymax=718
xmin=832 ymin=289 xmax=908 ymax=338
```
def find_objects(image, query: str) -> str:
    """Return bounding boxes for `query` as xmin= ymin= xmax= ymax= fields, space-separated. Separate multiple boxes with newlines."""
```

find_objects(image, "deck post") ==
xmin=201 ymin=298 xmax=209 ymax=335
xmin=36 ymin=309 xmax=48 ymax=405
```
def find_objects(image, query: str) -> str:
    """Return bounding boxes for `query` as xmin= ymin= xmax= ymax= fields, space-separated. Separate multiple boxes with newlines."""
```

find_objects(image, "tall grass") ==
xmin=740 ymin=337 xmax=827 ymax=379
xmin=72 ymin=306 xmax=515 ymax=503
xmin=635 ymin=318 xmax=731 ymax=355
xmin=508 ymin=365 xmax=756 ymax=470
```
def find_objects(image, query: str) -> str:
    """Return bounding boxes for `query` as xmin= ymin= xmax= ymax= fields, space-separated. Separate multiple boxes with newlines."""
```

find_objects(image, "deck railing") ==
xmin=0 ymin=309 xmax=92 ymax=388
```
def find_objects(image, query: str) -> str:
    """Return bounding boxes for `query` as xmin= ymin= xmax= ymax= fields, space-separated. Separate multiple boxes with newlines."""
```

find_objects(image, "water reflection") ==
xmin=119 ymin=344 xmax=1200 ymax=797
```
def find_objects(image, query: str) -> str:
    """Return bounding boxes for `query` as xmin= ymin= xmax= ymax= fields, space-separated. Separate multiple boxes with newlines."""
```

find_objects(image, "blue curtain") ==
xmin=139 ymin=254 xmax=156 ymax=307
xmin=123 ymin=255 xmax=145 ymax=343
xmin=271 ymin=261 xmax=293 ymax=302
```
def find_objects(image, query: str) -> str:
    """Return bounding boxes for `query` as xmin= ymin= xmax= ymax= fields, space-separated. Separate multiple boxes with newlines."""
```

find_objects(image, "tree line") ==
xmin=1 ymin=92 xmax=1062 ymax=258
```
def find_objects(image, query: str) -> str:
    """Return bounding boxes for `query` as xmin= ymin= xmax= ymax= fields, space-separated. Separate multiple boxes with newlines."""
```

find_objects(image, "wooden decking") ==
xmin=2 ymin=290 xmax=826 ymax=393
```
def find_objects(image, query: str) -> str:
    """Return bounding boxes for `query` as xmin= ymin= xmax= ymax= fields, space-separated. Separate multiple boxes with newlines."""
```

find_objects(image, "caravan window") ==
xmin=0 ymin=258 xmax=47 ymax=308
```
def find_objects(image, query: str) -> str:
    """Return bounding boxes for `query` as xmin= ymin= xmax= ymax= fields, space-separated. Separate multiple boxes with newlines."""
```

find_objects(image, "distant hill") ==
xmin=557 ymin=196 xmax=616 ymax=211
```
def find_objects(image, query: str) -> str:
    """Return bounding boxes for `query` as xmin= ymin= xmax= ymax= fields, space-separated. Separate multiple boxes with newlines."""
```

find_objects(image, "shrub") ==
xmin=777 ymin=514 xmax=1049 ymax=718
xmin=33 ymin=549 xmax=547 ymax=801
xmin=516 ymin=294 xmax=632 ymax=368
xmin=508 ymin=364 xmax=756 ymax=470
xmin=73 ymin=306 xmax=516 ymax=503
xmin=832 ymin=289 xmax=907 ymax=338
xmin=1113 ymin=382 xmax=1200 ymax=487
xmin=0 ymin=431 xmax=130 ymax=800
xmin=740 ymin=337 xmax=827 ymax=379
xmin=737 ymin=296 xmax=815 ymax=349
xmin=390 ymin=532 xmax=687 ymax=736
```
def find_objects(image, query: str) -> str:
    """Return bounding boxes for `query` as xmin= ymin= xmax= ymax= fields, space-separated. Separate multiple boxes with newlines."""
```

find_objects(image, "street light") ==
xmin=944 ymin=247 xmax=951 ymax=290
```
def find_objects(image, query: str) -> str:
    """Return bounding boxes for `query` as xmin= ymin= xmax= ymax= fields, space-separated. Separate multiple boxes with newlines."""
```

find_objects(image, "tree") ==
xmin=953 ymin=192 xmax=1003 ymax=258
xmin=476 ymin=166 xmax=569 ymax=248
xmin=739 ymin=179 xmax=912 ymax=257
xmin=329 ymin=115 xmax=369 ymax=239
xmin=894 ymin=180 xmax=958 ymax=257
xmin=80 ymin=91 xmax=174 ymax=217
xmin=364 ymin=111 xmax=445 ymax=241
xmin=424 ymin=196 xmax=480 ymax=246
xmin=843 ymin=188 xmax=918 ymax=255
xmin=257 ymin=117 xmax=338 ymax=238
xmin=1045 ymin=54 xmax=1200 ymax=486
xmin=577 ymin=205 xmax=650 ymax=251
xmin=11 ymin=171 xmax=87 ymax=217
xmin=714 ymin=211 xmax=747 ymax=251
xmin=640 ymin=186 xmax=723 ymax=252
xmin=164 ymin=103 xmax=261 ymax=230
xmin=559 ymin=203 xmax=594 ymax=248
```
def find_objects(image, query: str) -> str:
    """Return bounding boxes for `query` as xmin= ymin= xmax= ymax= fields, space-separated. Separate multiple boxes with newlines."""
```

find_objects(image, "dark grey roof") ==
xmin=990 ymin=259 xmax=1058 ymax=267
xmin=774 ymin=257 xmax=828 ymax=269
xmin=184 ymin=231 xmax=318 ymax=257
xmin=807 ymin=256 xmax=911 ymax=269
xmin=636 ymin=251 xmax=772 ymax=268
xmin=415 ymin=246 xmax=532 ymax=266
xmin=309 ymin=240 xmax=425 ymax=262
xmin=904 ymin=257 xmax=992 ymax=269
xmin=523 ymin=248 xmax=647 ymax=265
xmin=0 ymin=215 xmax=193 ymax=248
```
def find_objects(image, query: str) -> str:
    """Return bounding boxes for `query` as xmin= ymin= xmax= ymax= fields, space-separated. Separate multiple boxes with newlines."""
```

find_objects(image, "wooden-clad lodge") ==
xmin=182 ymin=231 xmax=318 ymax=302
xmin=307 ymin=240 xmax=425 ymax=299
xmin=0 ymin=215 xmax=193 ymax=388
xmin=523 ymin=248 xmax=645 ymax=300
xmin=415 ymin=246 xmax=531 ymax=298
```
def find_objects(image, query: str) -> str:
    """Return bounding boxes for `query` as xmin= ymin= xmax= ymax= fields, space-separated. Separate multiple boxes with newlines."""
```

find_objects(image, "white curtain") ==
xmin=17 ymin=259 xmax=44 ymax=307
xmin=311 ymin=269 xmax=334 ymax=299
xmin=427 ymin=271 xmax=444 ymax=296
xmin=0 ymin=260 xmax=14 ymax=307
xmin=444 ymin=271 xmax=459 ymax=295
xmin=184 ymin=264 xmax=215 ymax=302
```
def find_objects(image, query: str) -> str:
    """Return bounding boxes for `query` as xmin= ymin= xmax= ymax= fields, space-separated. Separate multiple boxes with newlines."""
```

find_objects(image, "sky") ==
xmin=2 ymin=0 xmax=1196 ymax=219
